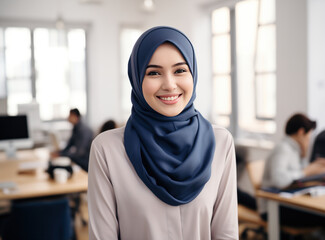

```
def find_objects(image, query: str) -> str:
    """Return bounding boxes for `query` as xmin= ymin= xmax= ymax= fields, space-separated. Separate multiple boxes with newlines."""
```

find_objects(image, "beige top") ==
xmin=88 ymin=125 xmax=238 ymax=240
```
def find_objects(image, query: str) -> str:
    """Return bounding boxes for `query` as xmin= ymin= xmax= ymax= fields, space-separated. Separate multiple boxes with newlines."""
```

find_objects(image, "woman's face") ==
xmin=295 ymin=128 xmax=312 ymax=158
xmin=300 ymin=129 xmax=312 ymax=158
xmin=142 ymin=43 xmax=194 ymax=117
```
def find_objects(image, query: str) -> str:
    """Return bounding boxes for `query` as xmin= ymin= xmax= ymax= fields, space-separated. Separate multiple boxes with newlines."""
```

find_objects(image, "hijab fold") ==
xmin=124 ymin=26 xmax=215 ymax=206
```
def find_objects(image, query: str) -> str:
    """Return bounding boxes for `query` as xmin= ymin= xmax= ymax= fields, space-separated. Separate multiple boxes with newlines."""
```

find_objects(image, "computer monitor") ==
xmin=0 ymin=115 xmax=34 ymax=159
xmin=18 ymin=102 xmax=43 ymax=144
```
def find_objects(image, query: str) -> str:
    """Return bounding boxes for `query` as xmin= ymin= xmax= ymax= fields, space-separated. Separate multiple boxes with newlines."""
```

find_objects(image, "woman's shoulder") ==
xmin=211 ymin=124 xmax=233 ymax=140
xmin=93 ymin=126 xmax=125 ymax=146
xmin=210 ymin=125 xmax=234 ymax=151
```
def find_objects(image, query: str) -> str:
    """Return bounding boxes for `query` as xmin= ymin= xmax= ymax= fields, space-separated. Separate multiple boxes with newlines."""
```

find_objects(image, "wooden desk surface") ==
xmin=0 ymin=148 xmax=88 ymax=200
xmin=256 ymin=189 xmax=325 ymax=215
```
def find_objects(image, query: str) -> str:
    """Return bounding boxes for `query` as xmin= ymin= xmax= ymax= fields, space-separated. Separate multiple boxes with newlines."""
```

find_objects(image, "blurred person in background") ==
xmin=51 ymin=108 xmax=93 ymax=172
xmin=259 ymin=113 xmax=325 ymax=227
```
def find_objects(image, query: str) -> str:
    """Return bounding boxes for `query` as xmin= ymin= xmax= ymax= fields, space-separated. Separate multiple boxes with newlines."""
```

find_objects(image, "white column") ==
xmin=267 ymin=200 xmax=280 ymax=240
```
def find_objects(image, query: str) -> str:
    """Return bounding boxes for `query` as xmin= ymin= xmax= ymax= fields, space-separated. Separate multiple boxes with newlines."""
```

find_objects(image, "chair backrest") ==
xmin=3 ymin=197 xmax=72 ymax=240
xmin=246 ymin=159 xmax=266 ymax=193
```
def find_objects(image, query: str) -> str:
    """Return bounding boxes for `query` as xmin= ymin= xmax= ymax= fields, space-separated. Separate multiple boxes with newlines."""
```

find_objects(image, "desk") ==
xmin=256 ymin=190 xmax=325 ymax=240
xmin=0 ymin=148 xmax=88 ymax=201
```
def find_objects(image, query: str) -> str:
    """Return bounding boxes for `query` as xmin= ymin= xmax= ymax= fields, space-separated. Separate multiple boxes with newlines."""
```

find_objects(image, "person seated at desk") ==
xmin=51 ymin=108 xmax=93 ymax=172
xmin=259 ymin=113 xmax=325 ymax=227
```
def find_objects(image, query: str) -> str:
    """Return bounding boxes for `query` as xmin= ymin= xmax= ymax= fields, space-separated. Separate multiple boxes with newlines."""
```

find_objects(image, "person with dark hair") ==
xmin=285 ymin=113 xmax=317 ymax=135
xmin=99 ymin=119 xmax=117 ymax=133
xmin=51 ymin=108 xmax=93 ymax=172
xmin=69 ymin=108 xmax=81 ymax=118
xmin=258 ymin=113 xmax=325 ymax=227
xmin=88 ymin=26 xmax=238 ymax=239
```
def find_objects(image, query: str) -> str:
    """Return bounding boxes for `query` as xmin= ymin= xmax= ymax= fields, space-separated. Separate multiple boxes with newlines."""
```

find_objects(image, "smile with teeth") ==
xmin=157 ymin=94 xmax=182 ymax=103
xmin=160 ymin=95 xmax=178 ymax=101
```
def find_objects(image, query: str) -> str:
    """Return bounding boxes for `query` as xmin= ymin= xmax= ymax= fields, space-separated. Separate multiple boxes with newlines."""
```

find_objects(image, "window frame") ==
xmin=209 ymin=0 xmax=276 ymax=139
xmin=253 ymin=1 xmax=276 ymax=121
xmin=118 ymin=24 xmax=143 ymax=123
xmin=0 ymin=18 xmax=90 ymax=122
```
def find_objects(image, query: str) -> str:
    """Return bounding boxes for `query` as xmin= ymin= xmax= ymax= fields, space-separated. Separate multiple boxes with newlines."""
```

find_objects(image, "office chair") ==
xmin=70 ymin=192 xmax=88 ymax=226
xmin=238 ymin=159 xmax=267 ymax=239
xmin=3 ymin=196 xmax=73 ymax=240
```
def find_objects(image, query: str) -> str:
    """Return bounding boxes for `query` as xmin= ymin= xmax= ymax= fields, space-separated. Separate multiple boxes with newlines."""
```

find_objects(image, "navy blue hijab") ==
xmin=124 ymin=26 xmax=215 ymax=206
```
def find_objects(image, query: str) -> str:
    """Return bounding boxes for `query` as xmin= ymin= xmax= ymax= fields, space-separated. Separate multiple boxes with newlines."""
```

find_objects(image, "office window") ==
xmin=0 ymin=25 xmax=87 ymax=121
xmin=4 ymin=28 xmax=33 ymax=114
xmin=211 ymin=0 xmax=276 ymax=136
xmin=120 ymin=27 xmax=142 ymax=121
xmin=0 ymin=28 xmax=5 ymax=98
xmin=211 ymin=8 xmax=231 ymax=128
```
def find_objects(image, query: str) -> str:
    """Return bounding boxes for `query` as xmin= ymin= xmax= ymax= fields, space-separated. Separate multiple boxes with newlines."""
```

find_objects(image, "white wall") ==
xmin=308 ymin=0 xmax=325 ymax=135
xmin=275 ymin=0 xmax=308 ymax=142
xmin=275 ymin=0 xmax=325 ymax=142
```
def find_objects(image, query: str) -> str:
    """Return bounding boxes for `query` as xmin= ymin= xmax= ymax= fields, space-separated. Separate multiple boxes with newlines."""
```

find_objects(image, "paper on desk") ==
xmin=279 ymin=186 xmax=325 ymax=198
xmin=308 ymin=186 xmax=325 ymax=197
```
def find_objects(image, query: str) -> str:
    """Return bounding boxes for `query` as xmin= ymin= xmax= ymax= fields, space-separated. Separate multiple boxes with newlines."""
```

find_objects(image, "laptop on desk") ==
xmin=292 ymin=173 xmax=325 ymax=184
xmin=261 ymin=173 xmax=325 ymax=196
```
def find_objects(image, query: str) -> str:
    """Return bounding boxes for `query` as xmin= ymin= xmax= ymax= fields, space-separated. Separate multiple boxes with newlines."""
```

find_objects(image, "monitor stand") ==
xmin=6 ymin=141 xmax=17 ymax=159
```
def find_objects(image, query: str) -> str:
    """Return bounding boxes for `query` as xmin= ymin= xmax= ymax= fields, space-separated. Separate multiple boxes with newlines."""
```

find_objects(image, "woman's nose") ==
xmin=161 ymin=73 xmax=177 ymax=90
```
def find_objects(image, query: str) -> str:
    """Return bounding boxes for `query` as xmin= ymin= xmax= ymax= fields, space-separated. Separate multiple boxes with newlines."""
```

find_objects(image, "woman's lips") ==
xmin=157 ymin=94 xmax=182 ymax=104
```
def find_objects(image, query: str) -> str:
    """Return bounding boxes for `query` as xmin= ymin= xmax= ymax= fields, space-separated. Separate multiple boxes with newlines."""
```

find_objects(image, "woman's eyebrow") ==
xmin=172 ymin=62 xmax=187 ymax=67
xmin=146 ymin=64 xmax=162 ymax=69
xmin=146 ymin=62 xmax=188 ymax=69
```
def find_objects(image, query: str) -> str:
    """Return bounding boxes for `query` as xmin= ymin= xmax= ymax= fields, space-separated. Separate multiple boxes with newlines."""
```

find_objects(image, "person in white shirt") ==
xmin=259 ymin=113 xmax=325 ymax=227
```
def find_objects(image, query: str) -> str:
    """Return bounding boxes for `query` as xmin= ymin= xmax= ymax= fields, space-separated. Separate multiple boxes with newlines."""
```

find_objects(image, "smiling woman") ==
xmin=88 ymin=26 xmax=238 ymax=240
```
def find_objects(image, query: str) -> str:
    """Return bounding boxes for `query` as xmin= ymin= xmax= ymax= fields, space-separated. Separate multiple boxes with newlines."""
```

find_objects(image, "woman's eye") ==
xmin=175 ymin=68 xmax=186 ymax=74
xmin=147 ymin=71 xmax=160 ymax=76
